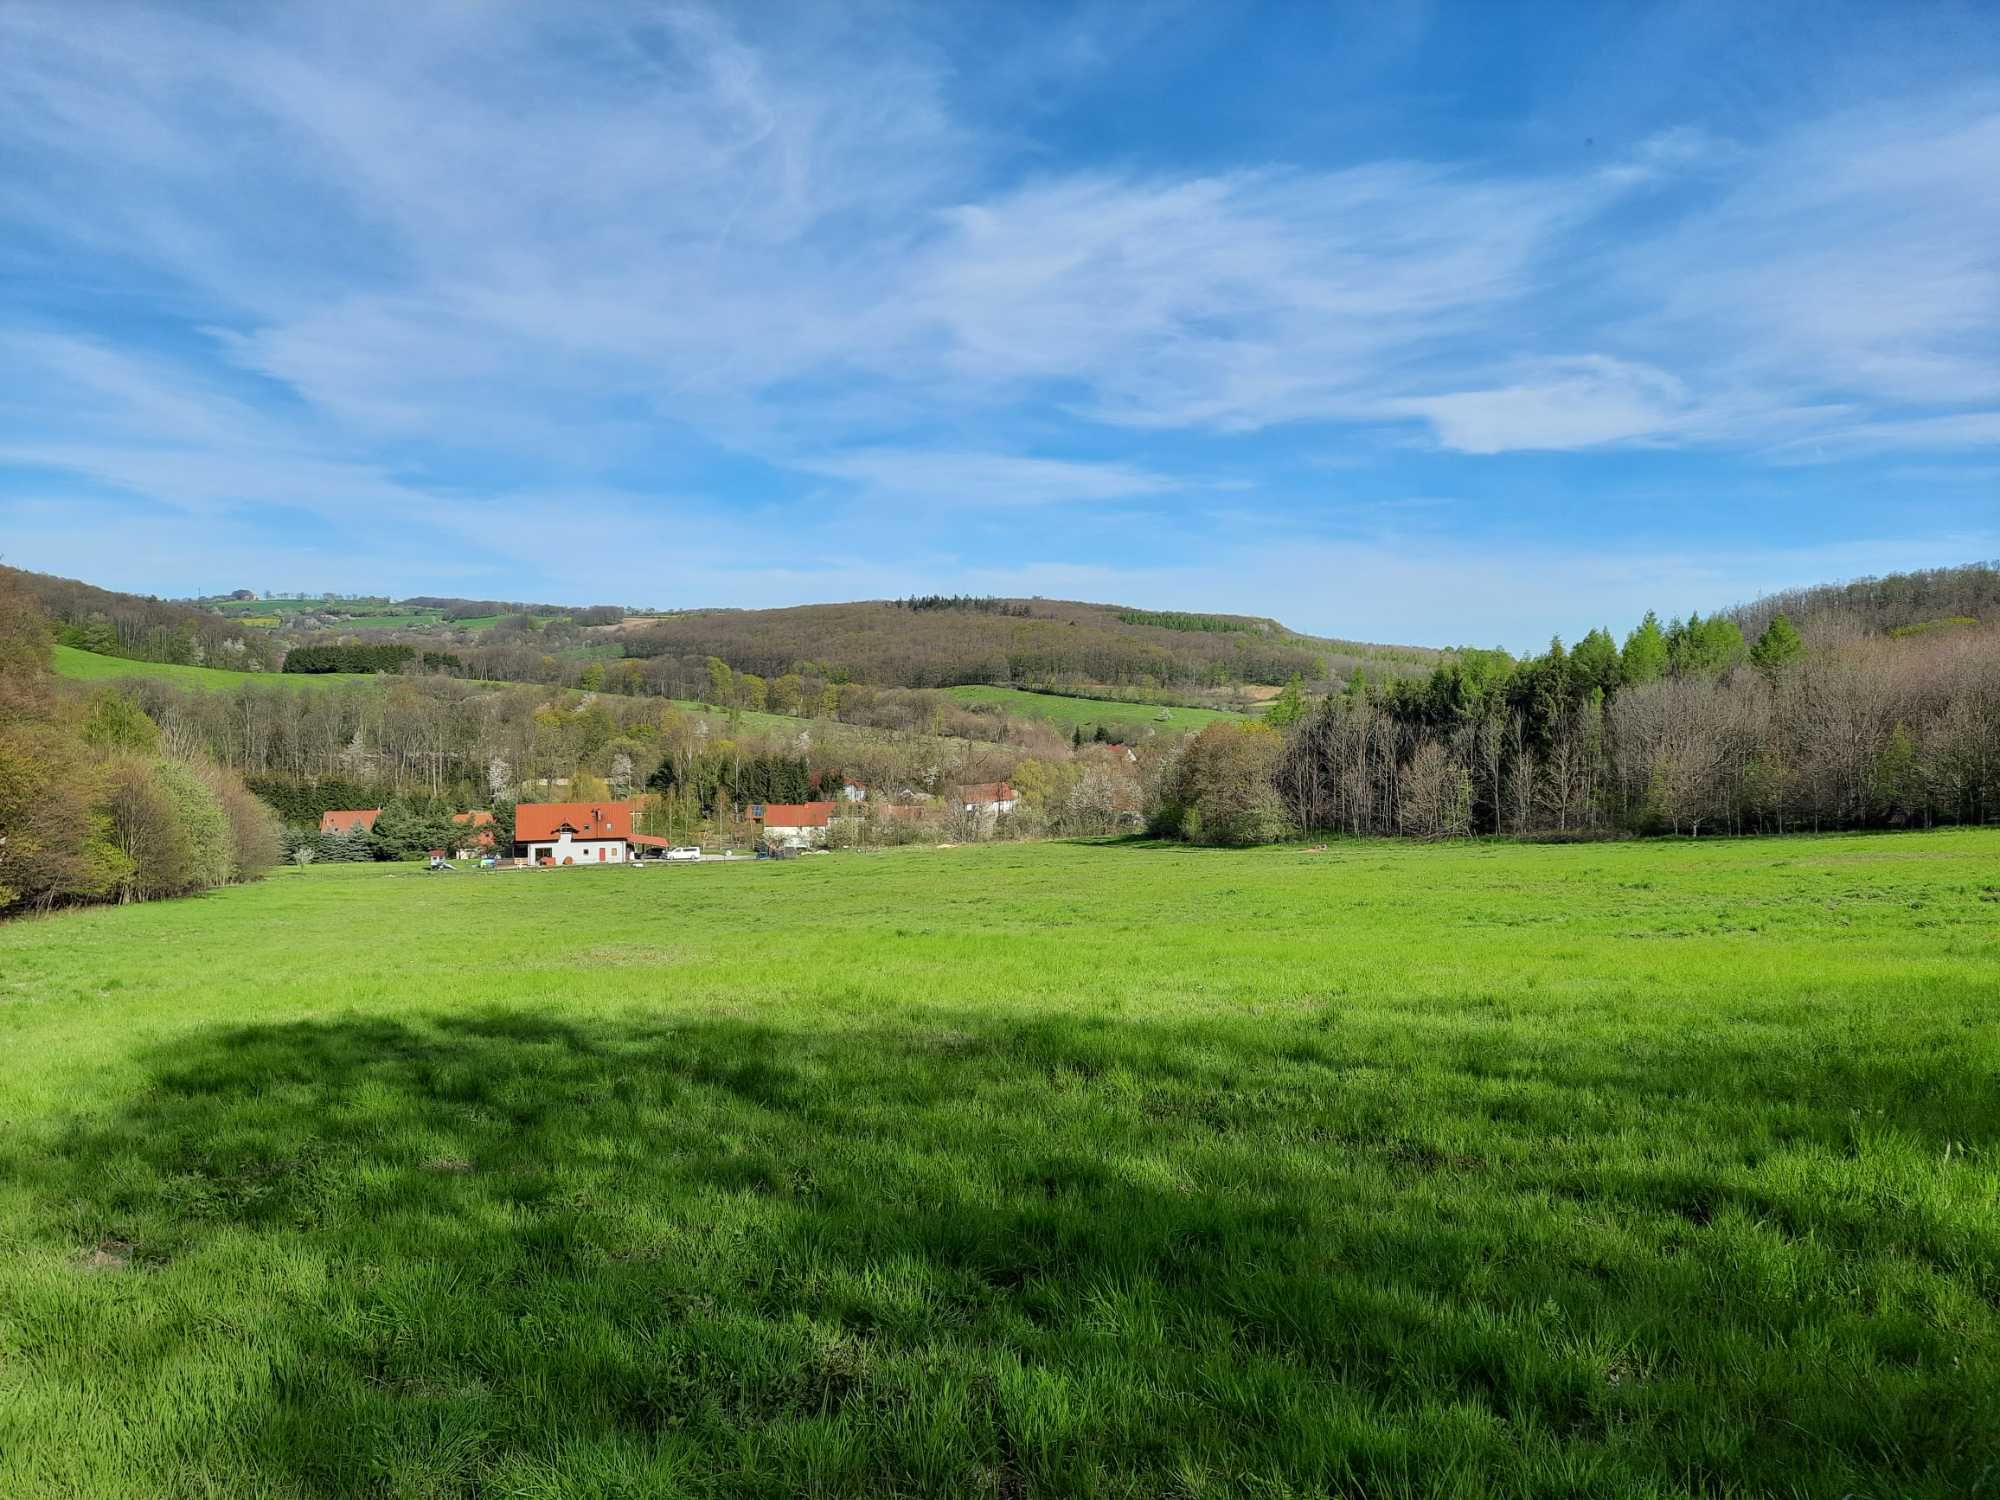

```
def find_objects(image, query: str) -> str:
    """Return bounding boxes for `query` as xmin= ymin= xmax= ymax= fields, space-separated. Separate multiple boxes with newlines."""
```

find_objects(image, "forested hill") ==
xmin=1734 ymin=563 xmax=2000 ymax=642
xmin=619 ymin=598 xmax=1440 ymax=691
xmin=1 ymin=564 xmax=285 ymax=672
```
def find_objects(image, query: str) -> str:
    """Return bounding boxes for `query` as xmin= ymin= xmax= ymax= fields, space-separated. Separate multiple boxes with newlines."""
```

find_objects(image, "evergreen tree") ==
xmin=1266 ymin=673 xmax=1308 ymax=728
xmin=1750 ymin=613 xmax=1805 ymax=675
xmin=1620 ymin=612 xmax=1668 ymax=684
xmin=1570 ymin=628 xmax=1622 ymax=698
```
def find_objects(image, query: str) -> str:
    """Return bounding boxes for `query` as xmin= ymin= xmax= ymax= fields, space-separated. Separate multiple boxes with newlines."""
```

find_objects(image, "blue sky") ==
xmin=1 ymin=0 xmax=1996 ymax=651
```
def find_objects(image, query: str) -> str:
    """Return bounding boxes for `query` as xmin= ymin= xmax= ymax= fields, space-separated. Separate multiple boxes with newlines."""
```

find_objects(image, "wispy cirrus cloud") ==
xmin=797 ymin=450 xmax=1182 ymax=508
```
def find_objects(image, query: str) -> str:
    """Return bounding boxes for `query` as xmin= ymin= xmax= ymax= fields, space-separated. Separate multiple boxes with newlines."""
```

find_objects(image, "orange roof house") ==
xmin=320 ymin=808 xmax=381 ymax=836
xmin=512 ymin=801 xmax=651 ymax=866
xmin=956 ymin=782 xmax=1017 ymax=807
xmin=514 ymin=801 xmax=639 ymax=843
xmin=755 ymin=801 xmax=835 ymax=830
xmin=451 ymin=810 xmax=496 ymax=848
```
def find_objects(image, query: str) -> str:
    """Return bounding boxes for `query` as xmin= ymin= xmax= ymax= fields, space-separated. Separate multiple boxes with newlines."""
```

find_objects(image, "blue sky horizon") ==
xmin=2 ymin=0 xmax=1996 ymax=654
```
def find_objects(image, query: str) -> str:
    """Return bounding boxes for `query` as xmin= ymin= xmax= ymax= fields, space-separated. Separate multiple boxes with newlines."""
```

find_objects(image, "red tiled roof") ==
xmin=957 ymin=782 xmax=1016 ymax=805
xmin=320 ymin=808 xmax=381 ymax=835
xmin=758 ymin=801 xmax=834 ymax=828
xmin=629 ymin=833 xmax=671 ymax=848
xmin=514 ymin=801 xmax=639 ymax=843
xmin=451 ymin=810 xmax=494 ymax=826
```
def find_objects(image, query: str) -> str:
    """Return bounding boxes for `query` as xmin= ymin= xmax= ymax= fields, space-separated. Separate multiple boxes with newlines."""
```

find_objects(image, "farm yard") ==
xmin=1 ymin=831 xmax=1994 ymax=1497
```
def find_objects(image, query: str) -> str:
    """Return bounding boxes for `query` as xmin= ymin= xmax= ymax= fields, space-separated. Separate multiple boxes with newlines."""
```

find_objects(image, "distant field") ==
xmin=945 ymin=683 xmax=1251 ymax=733
xmin=318 ymin=610 xmax=446 ymax=631
xmin=204 ymin=599 xmax=457 ymax=631
xmin=665 ymin=697 xmax=823 ymax=735
xmin=50 ymin=645 xmax=375 ymax=690
xmin=3 ymin=831 xmax=1993 ymax=1496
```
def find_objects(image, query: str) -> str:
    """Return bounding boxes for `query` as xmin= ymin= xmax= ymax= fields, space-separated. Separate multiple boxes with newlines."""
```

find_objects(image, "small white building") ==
xmin=955 ymin=781 xmax=1019 ymax=822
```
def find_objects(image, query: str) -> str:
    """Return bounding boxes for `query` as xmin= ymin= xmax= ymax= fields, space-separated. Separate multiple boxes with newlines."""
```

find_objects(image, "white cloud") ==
xmin=796 ymin=449 xmax=1181 ymax=507
xmin=1390 ymin=357 xmax=1691 ymax=454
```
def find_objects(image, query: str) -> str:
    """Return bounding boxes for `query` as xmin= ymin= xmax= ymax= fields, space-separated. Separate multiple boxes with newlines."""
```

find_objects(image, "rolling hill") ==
xmin=614 ymin=597 xmax=1439 ymax=694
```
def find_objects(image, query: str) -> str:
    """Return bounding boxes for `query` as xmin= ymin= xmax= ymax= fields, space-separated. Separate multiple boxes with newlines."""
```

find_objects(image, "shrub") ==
xmin=105 ymin=759 xmax=199 ymax=901
xmin=198 ymin=763 xmax=283 ymax=882
xmin=1150 ymin=722 xmax=1291 ymax=845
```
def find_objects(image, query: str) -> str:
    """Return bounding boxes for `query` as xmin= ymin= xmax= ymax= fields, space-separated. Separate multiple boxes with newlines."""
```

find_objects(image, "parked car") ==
xmin=665 ymin=846 xmax=702 ymax=862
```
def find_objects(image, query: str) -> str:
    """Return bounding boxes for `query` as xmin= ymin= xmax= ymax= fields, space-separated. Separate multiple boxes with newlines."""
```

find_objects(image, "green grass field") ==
xmin=944 ymin=684 xmax=1250 ymax=734
xmin=2 ymin=833 xmax=1996 ymax=1497
xmin=50 ymin=644 xmax=376 ymax=690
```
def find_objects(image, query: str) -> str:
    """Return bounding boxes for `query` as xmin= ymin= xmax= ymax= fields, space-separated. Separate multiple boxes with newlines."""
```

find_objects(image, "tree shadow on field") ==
xmin=10 ymin=1009 xmax=1996 ymax=1498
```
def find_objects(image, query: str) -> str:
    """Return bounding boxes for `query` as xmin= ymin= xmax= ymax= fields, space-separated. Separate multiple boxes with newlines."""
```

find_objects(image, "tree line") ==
xmin=0 ymin=577 xmax=280 ymax=914
xmin=1147 ymin=570 xmax=1999 ymax=844
xmin=895 ymin=595 xmax=1034 ymax=616
xmin=282 ymin=643 xmax=465 ymax=675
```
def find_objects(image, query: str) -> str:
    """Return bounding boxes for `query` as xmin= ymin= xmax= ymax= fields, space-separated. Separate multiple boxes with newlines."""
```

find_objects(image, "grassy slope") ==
xmin=53 ymin=646 xmax=974 ymax=759
xmin=944 ymin=683 xmax=1250 ymax=732
xmin=50 ymin=644 xmax=375 ymax=689
xmin=1 ymin=832 xmax=1995 ymax=1497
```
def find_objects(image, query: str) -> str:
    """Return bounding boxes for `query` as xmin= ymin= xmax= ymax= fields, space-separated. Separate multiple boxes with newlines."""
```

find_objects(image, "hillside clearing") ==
xmin=1 ymin=831 xmax=1995 ymax=1496
xmin=50 ymin=644 xmax=376 ymax=689
xmin=944 ymin=683 xmax=1251 ymax=733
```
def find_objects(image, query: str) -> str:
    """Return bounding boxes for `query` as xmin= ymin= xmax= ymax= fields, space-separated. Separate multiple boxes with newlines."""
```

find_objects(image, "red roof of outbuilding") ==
xmin=452 ymin=810 xmax=494 ymax=826
xmin=320 ymin=808 xmax=381 ymax=835
xmin=957 ymin=782 xmax=1016 ymax=805
xmin=758 ymin=801 xmax=835 ymax=828
xmin=514 ymin=801 xmax=638 ymax=842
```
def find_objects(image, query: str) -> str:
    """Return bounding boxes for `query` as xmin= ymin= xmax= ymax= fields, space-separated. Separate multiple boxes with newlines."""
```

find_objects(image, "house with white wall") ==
xmin=754 ymin=801 xmax=836 ymax=847
xmin=954 ymin=782 xmax=1019 ymax=825
xmin=515 ymin=800 xmax=664 ymax=864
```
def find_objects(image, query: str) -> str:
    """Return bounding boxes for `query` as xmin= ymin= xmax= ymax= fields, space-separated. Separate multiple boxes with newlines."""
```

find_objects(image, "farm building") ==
xmin=954 ymin=782 xmax=1019 ymax=824
xmin=320 ymin=808 xmax=381 ymax=836
xmin=753 ymin=801 xmax=836 ymax=847
xmin=513 ymin=800 xmax=668 ymax=865
xmin=450 ymin=810 xmax=496 ymax=859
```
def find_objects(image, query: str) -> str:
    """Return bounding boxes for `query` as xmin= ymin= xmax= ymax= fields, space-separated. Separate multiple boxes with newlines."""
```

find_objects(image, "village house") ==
xmin=513 ymin=800 xmax=667 ymax=865
xmin=320 ymin=808 xmax=381 ymax=836
xmin=753 ymin=801 xmax=836 ymax=847
xmin=954 ymin=782 xmax=1019 ymax=825
xmin=450 ymin=810 xmax=496 ymax=860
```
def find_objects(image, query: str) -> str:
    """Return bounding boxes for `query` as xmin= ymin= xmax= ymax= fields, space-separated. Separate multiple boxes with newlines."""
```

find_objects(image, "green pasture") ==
xmin=1 ymin=833 xmax=1994 ymax=1496
xmin=50 ymin=644 xmax=376 ymax=690
xmin=944 ymin=684 xmax=1250 ymax=734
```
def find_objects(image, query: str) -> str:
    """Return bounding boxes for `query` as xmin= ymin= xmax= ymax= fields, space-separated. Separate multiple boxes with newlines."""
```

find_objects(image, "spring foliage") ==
xmin=0 ymin=576 xmax=278 ymax=913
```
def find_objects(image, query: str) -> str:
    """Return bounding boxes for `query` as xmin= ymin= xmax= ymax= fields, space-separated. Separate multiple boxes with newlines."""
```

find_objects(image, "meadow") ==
xmin=50 ymin=644 xmax=376 ymax=690
xmin=0 ymin=832 xmax=1995 ymax=1497
xmin=944 ymin=684 xmax=1251 ymax=735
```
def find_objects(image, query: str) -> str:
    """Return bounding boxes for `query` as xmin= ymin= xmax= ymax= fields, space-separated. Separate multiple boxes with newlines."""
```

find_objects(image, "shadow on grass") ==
xmin=9 ymin=1008 xmax=1995 ymax=1498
